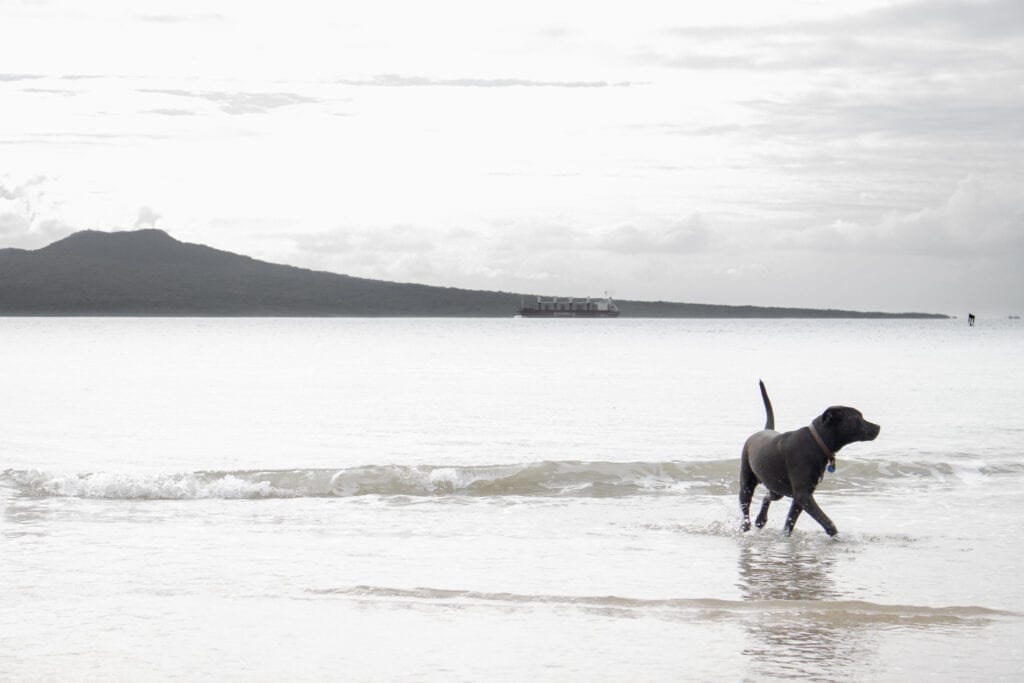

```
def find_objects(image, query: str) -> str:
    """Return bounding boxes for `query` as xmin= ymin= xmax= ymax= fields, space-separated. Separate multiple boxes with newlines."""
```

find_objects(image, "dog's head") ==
xmin=820 ymin=406 xmax=881 ymax=445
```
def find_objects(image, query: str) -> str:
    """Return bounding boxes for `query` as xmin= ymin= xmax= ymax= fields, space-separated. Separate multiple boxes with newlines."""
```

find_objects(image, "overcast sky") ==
xmin=1 ymin=0 xmax=1022 ymax=315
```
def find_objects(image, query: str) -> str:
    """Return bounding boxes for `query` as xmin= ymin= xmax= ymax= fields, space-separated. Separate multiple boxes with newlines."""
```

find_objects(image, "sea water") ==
xmin=1 ymin=317 xmax=1022 ymax=681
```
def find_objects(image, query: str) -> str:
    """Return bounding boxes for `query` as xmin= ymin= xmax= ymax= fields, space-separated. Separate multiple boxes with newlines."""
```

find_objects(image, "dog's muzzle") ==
xmin=862 ymin=422 xmax=881 ymax=440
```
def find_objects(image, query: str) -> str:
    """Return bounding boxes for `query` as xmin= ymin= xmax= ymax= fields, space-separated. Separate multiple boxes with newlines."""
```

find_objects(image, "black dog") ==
xmin=739 ymin=381 xmax=880 ymax=536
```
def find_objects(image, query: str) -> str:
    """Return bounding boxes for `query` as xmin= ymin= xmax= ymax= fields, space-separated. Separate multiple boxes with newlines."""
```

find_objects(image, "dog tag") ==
xmin=827 ymin=463 xmax=836 ymax=473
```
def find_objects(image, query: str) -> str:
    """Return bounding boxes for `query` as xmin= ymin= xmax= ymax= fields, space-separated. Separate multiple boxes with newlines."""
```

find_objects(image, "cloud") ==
xmin=0 ymin=176 xmax=74 ymax=247
xmin=21 ymin=87 xmax=79 ymax=96
xmin=286 ymin=221 xmax=569 ymax=285
xmin=145 ymin=108 xmax=198 ymax=117
xmin=280 ymin=212 xmax=717 ymax=293
xmin=298 ymin=226 xmax=437 ymax=255
xmin=860 ymin=177 xmax=1024 ymax=256
xmin=599 ymin=215 xmax=712 ymax=254
xmin=635 ymin=0 xmax=1023 ymax=77
xmin=622 ymin=1 xmax=1023 ymax=200
xmin=777 ymin=177 xmax=1024 ymax=257
xmin=138 ymin=89 xmax=322 ymax=115
xmin=1 ymin=132 xmax=173 ymax=147
xmin=137 ymin=13 xmax=224 ymax=24
xmin=0 ymin=175 xmax=46 ymax=202
xmin=286 ymin=225 xmax=439 ymax=276
xmin=0 ymin=211 xmax=31 ymax=237
xmin=0 ymin=74 xmax=43 ymax=82
xmin=743 ymin=93 xmax=1024 ymax=144
xmin=663 ymin=0 xmax=1024 ymax=43
xmin=335 ymin=74 xmax=636 ymax=88
xmin=841 ymin=0 xmax=1024 ymax=42
xmin=0 ymin=217 xmax=71 ymax=245
xmin=134 ymin=206 xmax=161 ymax=229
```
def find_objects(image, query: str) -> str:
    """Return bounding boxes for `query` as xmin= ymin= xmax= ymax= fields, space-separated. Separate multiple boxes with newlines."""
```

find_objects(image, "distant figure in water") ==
xmin=968 ymin=313 xmax=976 ymax=326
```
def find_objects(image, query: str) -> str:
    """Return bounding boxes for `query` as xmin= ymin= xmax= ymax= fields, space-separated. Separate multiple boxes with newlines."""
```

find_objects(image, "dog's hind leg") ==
xmin=755 ymin=492 xmax=782 ymax=529
xmin=739 ymin=452 xmax=759 ymax=532
xmin=782 ymin=500 xmax=804 ymax=536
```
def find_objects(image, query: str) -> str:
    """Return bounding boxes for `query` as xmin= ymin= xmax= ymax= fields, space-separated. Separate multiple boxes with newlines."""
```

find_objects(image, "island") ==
xmin=0 ymin=229 xmax=948 ymax=318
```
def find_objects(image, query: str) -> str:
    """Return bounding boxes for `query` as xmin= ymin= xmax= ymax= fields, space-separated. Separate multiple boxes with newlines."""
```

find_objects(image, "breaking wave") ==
xmin=1 ymin=461 xmax=695 ymax=500
xmin=1 ymin=456 xmax=1013 ymax=500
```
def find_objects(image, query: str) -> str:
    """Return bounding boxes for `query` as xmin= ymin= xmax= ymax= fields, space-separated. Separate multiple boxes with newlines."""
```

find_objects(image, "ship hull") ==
xmin=517 ymin=309 xmax=620 ymax=318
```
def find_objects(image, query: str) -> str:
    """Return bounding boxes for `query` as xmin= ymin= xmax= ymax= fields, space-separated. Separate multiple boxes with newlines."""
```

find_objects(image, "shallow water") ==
xmin=2 ymin=318 xmax=1022 ymax=680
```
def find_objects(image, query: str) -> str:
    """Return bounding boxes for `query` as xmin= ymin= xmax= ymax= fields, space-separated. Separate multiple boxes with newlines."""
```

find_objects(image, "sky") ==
xmin=1 ymin=0 xmax=1022 ymax=315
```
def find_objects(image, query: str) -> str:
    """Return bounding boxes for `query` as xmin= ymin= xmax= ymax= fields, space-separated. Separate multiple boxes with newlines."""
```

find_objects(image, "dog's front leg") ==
xmin=799 ymin=495 xmax=838 ymax=537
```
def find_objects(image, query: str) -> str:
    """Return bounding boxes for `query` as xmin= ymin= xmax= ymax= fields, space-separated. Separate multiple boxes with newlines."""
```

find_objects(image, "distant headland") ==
xmin=0 ymin=229 xmax=948 ymax=318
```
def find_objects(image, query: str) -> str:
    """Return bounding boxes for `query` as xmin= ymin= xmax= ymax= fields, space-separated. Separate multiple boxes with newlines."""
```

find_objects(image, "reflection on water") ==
xmin=737 ymin=538 xmax=839 ymax=602
xmin=736 ymin=538 xmax=879 ymax=681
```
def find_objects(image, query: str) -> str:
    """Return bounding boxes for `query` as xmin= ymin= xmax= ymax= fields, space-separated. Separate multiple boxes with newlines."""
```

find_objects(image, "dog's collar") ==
xmin=809 ymin=423 xmax=837 ymax=473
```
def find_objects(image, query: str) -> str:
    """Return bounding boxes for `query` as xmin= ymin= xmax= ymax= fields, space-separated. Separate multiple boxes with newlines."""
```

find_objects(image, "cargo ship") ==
xmin=517 ymin=295 xmax=620 ymax=318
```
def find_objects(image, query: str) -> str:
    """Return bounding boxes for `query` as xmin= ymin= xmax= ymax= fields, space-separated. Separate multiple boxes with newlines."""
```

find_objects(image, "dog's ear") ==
xmin=823 ymin=408 xmax=839 ymax=425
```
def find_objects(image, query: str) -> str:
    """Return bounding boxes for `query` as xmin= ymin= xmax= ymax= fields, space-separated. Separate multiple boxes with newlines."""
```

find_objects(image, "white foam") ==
xmin=7 ymin=470 xmax=287 ymax=500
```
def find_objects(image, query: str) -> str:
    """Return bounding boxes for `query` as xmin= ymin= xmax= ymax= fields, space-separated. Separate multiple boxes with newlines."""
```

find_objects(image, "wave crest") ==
xmin=0 ymin=456 xmax=1004 ymax=500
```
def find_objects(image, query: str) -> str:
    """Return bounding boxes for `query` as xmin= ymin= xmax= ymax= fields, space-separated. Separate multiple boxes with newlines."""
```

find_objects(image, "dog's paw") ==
xmin=740 ymin=520 xmax=751 ymax=532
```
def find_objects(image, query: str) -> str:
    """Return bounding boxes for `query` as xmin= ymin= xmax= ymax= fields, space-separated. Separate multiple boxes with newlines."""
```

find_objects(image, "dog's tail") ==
xmin=758 ymin=380 xmax=775 ymax=430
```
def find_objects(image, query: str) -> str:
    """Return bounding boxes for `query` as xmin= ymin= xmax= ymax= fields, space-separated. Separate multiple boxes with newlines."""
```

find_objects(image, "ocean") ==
xmin=1 ymin=317 xmax=1022 ymax=680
